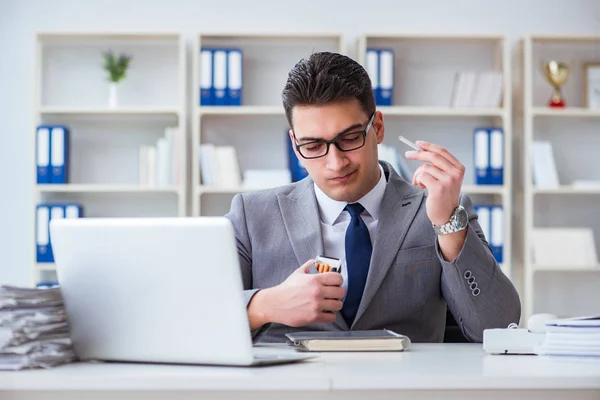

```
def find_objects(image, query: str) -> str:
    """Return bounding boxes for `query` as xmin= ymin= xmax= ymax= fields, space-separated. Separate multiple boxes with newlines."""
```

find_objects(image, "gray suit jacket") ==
xmin=224 ymin=161 xmax=521 ymax=343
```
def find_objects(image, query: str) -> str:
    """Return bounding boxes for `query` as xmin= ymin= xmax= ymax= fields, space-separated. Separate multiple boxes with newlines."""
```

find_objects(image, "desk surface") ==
xmin=2 ymin=343 xmax=600 ymax=391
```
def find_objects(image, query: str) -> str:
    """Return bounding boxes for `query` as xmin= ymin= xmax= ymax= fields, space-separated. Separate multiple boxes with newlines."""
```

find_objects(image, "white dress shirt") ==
xmin=313 ymin=164 xmax=387 ymax=295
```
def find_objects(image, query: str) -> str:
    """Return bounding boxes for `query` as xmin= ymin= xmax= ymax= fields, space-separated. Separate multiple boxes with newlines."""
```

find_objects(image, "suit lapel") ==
xmin=277 ymin=178 xmax=324 ymax=267
xmin=277 ymin=178 xmax=349 ymax=331
xmin=352 ymin=164 xmax=424 ymax=327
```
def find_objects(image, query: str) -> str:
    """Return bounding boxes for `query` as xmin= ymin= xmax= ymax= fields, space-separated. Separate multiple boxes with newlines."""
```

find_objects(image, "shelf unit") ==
xmin=522 ymin=35 xmax=600 ymax=321
xmin=356 ymin=34 xmax=513 ymax=280
xmin=192 ymin=33 xmax=345 ymax=216
xmin=32 ymin=32 xmax=187 ymax=284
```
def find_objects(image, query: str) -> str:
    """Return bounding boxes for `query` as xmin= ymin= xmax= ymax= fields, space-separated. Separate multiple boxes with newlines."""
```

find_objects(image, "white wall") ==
xmin=1 ymin=0 xmax=599 ymax=286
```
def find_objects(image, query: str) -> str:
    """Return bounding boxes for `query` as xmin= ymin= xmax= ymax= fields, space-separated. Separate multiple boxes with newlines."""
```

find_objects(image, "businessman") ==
xmin=225 ymin=51 xmax=521 ymax=343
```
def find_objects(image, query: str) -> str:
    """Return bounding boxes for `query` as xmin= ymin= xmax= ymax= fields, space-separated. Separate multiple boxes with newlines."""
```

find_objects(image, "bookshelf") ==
xmin=522 ymin=35 xmax=600 ymax=322
xmin=355 ymin=34 xmax=513 ymax=280
xmin=32 ymin=32 xmax=187 ymax=285
xmin=192 ymin=33 xmax=345 ymax=216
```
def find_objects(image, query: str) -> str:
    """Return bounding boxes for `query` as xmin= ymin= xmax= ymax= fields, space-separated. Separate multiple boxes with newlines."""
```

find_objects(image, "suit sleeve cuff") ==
xmin=246 ymin=289 xmax=270 ymax=343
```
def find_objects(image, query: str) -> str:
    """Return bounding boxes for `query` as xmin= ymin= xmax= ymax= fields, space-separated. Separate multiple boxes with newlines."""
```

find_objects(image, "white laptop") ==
xmin=49 ymin=216 xmax=315 ymax=366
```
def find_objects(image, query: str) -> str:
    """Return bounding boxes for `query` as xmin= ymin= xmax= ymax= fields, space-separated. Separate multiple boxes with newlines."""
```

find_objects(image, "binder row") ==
xmin=365 ymin=48 xmax=394 ymax=106
xmin=36 ymin=203 xmax=83 ymax=263
xmin=473 ymin=127 xmax=504 ymax=185
xmin=474 ymin=204 xmax=503 ymax=264
xmin=200 ymin=48 xmax=243 ymax=106
xmin=36 ymin=125 xmax=69 ymax=184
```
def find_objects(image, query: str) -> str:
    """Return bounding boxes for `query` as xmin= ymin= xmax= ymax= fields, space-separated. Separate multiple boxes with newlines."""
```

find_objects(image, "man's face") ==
xmin=289 ymin=99 xmax=385 ymax=203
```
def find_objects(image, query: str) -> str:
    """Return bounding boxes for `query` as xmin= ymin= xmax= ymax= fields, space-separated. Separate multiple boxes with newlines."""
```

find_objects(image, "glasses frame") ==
xmin=293 ymin=112 xmax=376 ymax=159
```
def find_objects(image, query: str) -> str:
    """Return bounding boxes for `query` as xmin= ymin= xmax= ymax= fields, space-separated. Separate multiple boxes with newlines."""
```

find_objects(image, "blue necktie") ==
xmin=342 ymin=203 xmax=372 ymax=327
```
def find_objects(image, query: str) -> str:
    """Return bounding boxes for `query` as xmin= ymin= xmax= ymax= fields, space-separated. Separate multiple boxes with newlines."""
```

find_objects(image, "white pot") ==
xmin=108 ymin=82 xmax=118 ymax=108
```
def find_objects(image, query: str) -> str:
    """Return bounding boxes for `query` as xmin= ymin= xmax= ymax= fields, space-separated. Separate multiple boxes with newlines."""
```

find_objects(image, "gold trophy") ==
xmin=543 ymin=61 xmax=569 ymax=108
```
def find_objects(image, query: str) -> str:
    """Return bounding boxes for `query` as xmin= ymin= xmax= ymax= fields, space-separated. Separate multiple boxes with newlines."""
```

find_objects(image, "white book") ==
xmin=147 ymin=146 xmax=157 ymax=186
xmin=532 ymin=228 xmax=598 ymax=267
xmin=243 ymin=169 xmax=291 ymax=187
xmin=169 ymin=126 xmax=183 ymax=185
xmin=156 ymin=138 xmax=170 ymax=186
xmin=216 ymin=146 xmax=241 ymax=187
xmin=138 ymin=146 xmax=149 ymax=185
xmin=199 ymin=144 xmax=216 ymax=186
xmin=471 ymin=72 xmax=489 ymax=107
xmin=488 ymin=72 xmax=504 ymax=107
xmin=532 ymin=141 xmax=560 ymax=188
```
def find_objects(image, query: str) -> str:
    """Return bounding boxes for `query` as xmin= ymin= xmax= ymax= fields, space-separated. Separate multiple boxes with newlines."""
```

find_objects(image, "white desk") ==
xmin=1 ymin=344 xmax=600 ymax=400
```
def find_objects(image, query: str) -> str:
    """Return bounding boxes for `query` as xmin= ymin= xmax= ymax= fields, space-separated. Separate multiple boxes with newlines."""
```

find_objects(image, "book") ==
xmin=285 ymin=329 xmax=410 ymax=352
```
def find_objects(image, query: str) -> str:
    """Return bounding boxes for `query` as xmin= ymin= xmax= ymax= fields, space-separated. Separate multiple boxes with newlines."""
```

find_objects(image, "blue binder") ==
xmin=490 ymin=205 xmax=504 ymax=264
xmin=287 ymin=134 xmax=308 ymax=182
xmin=48 ymin=205 xmax=65 ymax=262
xmin=489 ymin=128 xmax=504 ymax=185
xmin=37 ymin=282 xmax=60 ymax=289
xmin=64 ymin=203 xmax=83 ymax=218
xmin=212 ymin=49 xmax=228 ymax=106
xmin=35 ymin=205 xmax=52 ymax=263
xmin=50 ymin=125 xmax=69 ymax=184
xmin=378 ymin=49 xmax=394 ymax=106
xmin=227 ymin=48 xmax=243 ymax=106
xmin=200 ymin=49 xmax=213 ymax=106
xmin=36 ymin=125 xmax=51 ymax=184
xmin=473 ymin=127 xmax=490 ymax=184
xmin=366 ymin=49 xmax=380 ymax=105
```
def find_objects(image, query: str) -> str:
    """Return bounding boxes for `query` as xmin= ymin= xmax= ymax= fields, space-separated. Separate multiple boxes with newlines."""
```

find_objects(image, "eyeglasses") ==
xmin=293 ymin=113 xmax=375 ymax=159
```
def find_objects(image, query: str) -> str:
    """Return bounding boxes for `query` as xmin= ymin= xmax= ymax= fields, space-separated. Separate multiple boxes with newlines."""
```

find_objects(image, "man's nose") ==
xmin=326 ymin=145 xmax=348 ymax=171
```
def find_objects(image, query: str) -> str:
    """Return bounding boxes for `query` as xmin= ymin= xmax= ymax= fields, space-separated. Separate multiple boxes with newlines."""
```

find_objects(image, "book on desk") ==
xmin=285 ymin=329 xmax=411 ymax=352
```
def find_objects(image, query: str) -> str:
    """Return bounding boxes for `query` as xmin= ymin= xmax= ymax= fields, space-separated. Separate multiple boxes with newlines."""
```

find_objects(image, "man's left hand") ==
xmin=404 ymin=141 xmax=465 ymax=226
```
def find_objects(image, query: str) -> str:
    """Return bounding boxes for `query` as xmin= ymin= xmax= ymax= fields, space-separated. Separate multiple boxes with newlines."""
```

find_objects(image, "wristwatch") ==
xmin=433 ymin=205 xmax=468 ymax=235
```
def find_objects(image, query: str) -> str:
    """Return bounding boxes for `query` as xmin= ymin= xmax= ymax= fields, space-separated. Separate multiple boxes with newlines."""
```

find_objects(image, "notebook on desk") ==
xmin=285 ymin=329 xmax=411 ymax=352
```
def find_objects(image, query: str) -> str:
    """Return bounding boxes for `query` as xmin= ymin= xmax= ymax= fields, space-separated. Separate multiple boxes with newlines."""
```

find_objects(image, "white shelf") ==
xmin=533 ymin=186 xmax=600 ymax=195
xmin=192 ymin=32 xmax=345 ymax=216
xmin=534 ymin=265 xmax=600 ymax=272
xmin=532 ymin=107 xmax=600 ymax=118
xmin=198 ymin=106 xmax=284 ymax=116
xmin=36 ymin=184 xmax=181 ymax=194
xmin=359 ymin=33 xmax=504 ymax=42
xmin=33 ymin=31 xmax=188 ymax=287
xmin=461 ymin=185 xmax=505 ymax=195
xmin=197 ymin=106 xmax=505 ymax=118
xmin=197 ymin=184 xmax=506 ymax=196
xmin=522 ymin=35 xmax=600 ymax=322
xmin=356 ymin=33 xmax=513 ymax=284
xmin=198 ymin=185 xmax=278 ymax=194
xmin=378 ymin=106 xmax=504 ymax=117
xmin=39 ymin=106 xmax=180 ymax=116
xmin=37 ymin=31 xmax=181 ymax=41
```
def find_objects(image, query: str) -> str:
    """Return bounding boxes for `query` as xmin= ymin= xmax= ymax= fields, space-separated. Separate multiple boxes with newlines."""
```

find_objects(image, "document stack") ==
xmin=0 ymin=285 xmax=76 ymax=370
xmin=535 ymin=316 xmax=600 ymax=359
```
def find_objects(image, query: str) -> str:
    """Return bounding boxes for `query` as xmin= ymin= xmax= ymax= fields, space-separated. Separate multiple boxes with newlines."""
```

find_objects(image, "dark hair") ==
xmin=282 ymin=52 xmax=376 ymax=129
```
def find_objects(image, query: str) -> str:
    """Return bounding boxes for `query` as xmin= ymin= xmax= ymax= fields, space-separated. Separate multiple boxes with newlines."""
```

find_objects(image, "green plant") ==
xmin=102 ymin=50 xmax=132 ymax=83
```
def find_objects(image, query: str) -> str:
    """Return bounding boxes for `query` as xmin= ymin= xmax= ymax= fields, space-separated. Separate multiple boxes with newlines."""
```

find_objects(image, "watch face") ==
xmin=455 ymin=207 xmax=468 ymax=228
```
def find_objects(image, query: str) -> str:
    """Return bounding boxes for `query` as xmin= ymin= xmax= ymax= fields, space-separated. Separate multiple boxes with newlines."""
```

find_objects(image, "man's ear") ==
xmin=374 ymin=111 xmax=385 ymax=144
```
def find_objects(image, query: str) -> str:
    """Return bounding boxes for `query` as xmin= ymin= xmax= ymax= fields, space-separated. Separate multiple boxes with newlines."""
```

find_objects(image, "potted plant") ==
xmin=103 ymin=50 xmax=131 ymax=108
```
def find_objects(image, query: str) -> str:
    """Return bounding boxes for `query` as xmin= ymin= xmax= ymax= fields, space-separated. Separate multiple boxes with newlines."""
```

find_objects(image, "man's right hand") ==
xmin=247 ymin=259 xmax=345 ymax=330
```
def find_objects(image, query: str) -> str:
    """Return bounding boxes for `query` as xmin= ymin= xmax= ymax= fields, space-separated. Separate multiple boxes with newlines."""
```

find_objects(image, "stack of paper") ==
xmin=535 ymin=316 xmax=600 ymax=358
xmin=0 ymin=285 xmax=76 ymax=370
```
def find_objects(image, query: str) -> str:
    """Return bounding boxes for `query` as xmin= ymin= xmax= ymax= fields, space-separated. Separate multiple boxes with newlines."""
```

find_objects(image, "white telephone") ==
xmin=483 ymin=313 xmax=557 ymax=355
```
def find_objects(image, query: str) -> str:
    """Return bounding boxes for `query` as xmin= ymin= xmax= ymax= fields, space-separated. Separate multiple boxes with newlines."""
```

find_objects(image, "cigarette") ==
xmin=398 ymin=135 xmax=422 ymax=151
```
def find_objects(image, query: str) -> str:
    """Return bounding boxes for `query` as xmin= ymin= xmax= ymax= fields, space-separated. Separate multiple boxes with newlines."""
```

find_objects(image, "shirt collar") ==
xmin=314 ymin=164 xmax=387 ymax=225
